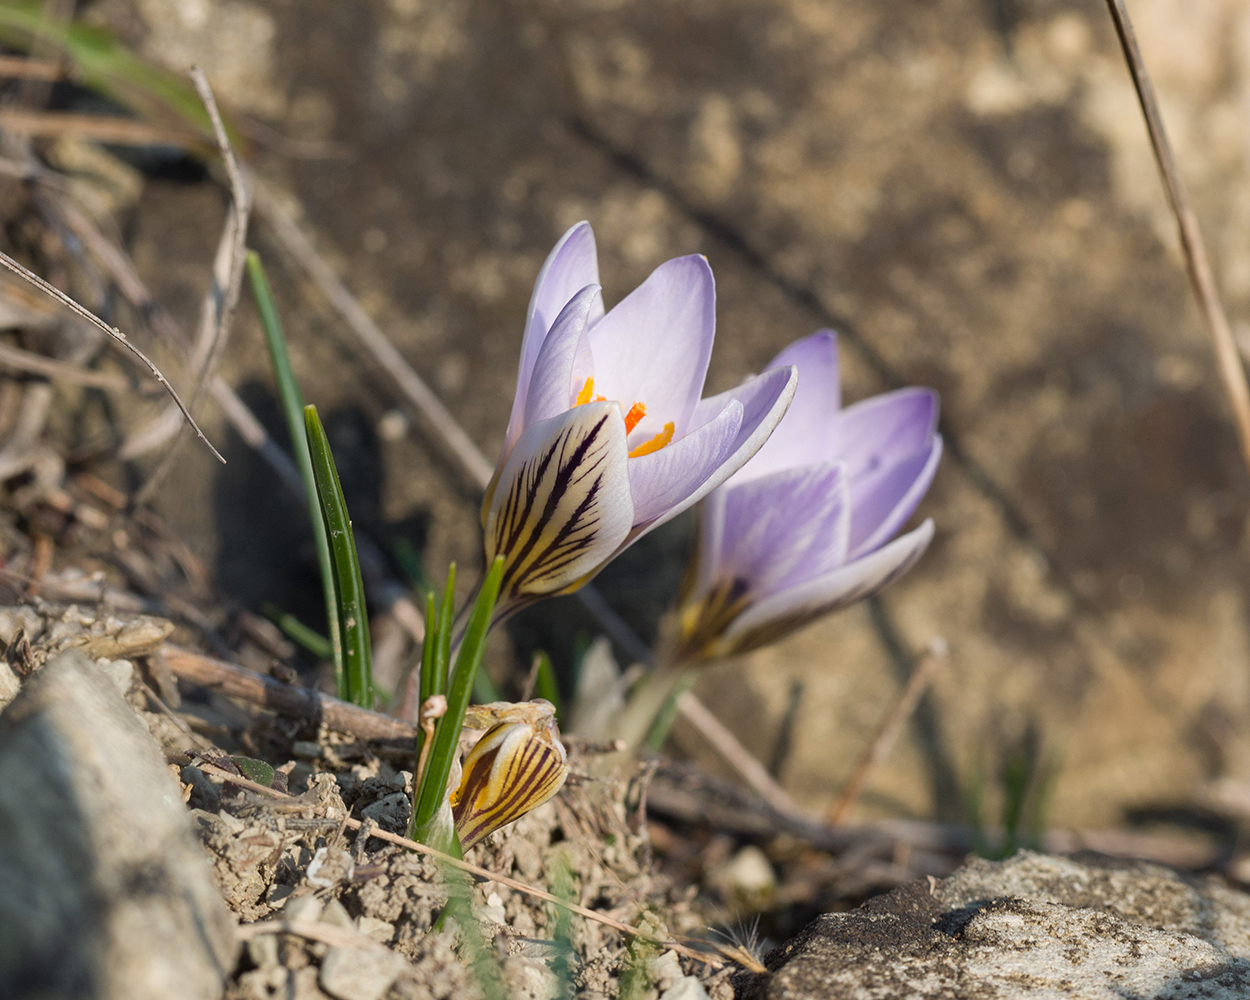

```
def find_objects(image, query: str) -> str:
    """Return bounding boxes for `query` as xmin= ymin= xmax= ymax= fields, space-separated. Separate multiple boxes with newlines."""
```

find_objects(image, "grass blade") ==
xmin=305 ymin=404 xmax=373 ymax=706
xmin=248 ymin=253 xmax=344 ymax=683
xmin=433 ymin=564 xmax=456 ymax=697
xmin=261 ymin=603 xmax=333 ymax=661
xmin=411 ymin=555 xmax=504 ymax=842
xmin=419 ymin=590 xmax=439 ymax=706
xmin=532 ymin=650 xmax=563 ymax=724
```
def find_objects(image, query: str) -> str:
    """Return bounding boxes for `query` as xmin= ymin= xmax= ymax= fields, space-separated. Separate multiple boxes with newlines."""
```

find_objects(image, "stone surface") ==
xmin=741 ymin=851 xmax=1250 ymax=999
xmin=0 ymin=650 xmax=236 ymax=999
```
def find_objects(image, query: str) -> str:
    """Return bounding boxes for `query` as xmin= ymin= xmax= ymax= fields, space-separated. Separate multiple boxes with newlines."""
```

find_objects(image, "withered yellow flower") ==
xmin=451 ymin=700 xmax=568 ymax=850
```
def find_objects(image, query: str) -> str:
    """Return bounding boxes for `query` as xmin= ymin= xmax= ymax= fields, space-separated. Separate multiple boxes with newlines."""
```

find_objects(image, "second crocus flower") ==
xmin=675 ymin=330 xmax=942 ymax=663
xmin=481 ymin=221 xmax=797 ymax=622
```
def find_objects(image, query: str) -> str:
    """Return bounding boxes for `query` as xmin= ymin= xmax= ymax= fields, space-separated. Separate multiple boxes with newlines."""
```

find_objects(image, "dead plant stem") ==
xmin=1101 ymin=0 xmax=1250 ymax=476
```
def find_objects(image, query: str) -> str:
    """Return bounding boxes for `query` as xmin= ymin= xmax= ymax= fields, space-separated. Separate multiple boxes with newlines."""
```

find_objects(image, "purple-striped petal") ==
xmin=484 ymin=401 xmax=633 ymax=612
xmin=634 ymin=364 xmax=798 ymax=537
xmin=716 ymin=461 xmax=851 ymax=598
xmin=504 ymin=222 xmax=603 ymax=455
xmin=587 ymin=255 xmax=715 ymax=442
xmin=720 ymin=519 xmax=935 ymax=655
xmin=523 ymin=284 xmax=600 ymax=426
xmin=847 ymin=435 xmax=943 ymax=560
xmin=733 ymin=330 xmax=842 ymax=484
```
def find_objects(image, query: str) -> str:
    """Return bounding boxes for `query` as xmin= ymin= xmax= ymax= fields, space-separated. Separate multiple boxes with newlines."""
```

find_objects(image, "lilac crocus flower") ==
xmin=482 ymin=221 xmax=797 ymax=620
xmin=674 ymin=330 xmax=941 ymax=662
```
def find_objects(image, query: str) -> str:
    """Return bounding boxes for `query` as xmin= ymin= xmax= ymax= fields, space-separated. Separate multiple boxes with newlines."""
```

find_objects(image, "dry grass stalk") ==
xmin=0 ymin=109 xmax=201 ymax=148
xmin=1101 ymin=0 xmax=1250 ymax=476
xmin=827 ymin=638 xmax=947 ymax=825
xmin=132 ymin=68 xmax=251 ymax=504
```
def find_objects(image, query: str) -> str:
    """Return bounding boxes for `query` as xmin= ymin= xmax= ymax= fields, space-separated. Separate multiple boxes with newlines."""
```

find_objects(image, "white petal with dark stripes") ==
xmin=484 ymin=401 xmax=633 ymax=611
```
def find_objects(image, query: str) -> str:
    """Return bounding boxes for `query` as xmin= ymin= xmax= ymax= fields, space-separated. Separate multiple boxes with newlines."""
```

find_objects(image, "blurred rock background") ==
xmin=72 ymin=0 xmax=1250 ymax=830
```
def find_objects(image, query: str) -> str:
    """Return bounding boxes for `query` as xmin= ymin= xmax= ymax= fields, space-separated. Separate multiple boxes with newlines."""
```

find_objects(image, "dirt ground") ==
xmin=67 ymin=0 xmax=1250 ymax=835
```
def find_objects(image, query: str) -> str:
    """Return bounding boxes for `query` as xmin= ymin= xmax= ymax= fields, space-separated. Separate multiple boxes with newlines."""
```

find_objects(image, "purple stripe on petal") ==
xmin=587 ymin=255 xmax=715 ymax=440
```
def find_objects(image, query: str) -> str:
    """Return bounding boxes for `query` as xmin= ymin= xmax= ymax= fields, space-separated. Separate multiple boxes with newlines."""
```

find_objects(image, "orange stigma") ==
xmin=624 ymin=401 xmax=646 ymax=434
xmin=628 ymin=421 xmax=675 ymax=458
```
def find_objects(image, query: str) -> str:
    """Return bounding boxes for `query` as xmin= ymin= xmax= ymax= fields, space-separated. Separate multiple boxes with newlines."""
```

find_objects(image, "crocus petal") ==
xmin=632 ymin=364 xmax=798 ymax=536
xmin=716 ymin=461 xmax=851 ymax=598
xmin=586 ymin=255 xmax=715 ymax=441
xmin=830 ymin=387 xmax=939 ymax=481
xmin=627 ymin=398 xmax=743 ymax=529
xmin=504 ymin=222 xmax=603 ymax=456
xmin=847 ymin=435 xmax=943 ymax=560
xmin=733 ymin=330 xmax=842 ymax=484
xmin=484 ymin=401 xmax=633 ymax=609
xmin=523 ymin=284 xmax=601 ymax=426
xmin=719 ymin=519 xmax=935 ymax=656
xmin=452 ymin=713 xmax=568 ymax=851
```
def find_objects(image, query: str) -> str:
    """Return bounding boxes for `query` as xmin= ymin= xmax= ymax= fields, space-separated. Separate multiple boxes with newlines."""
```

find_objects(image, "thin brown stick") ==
xmin=0 ymin=340 xmax=154 ymax=391
xmin=133 ymin=68 xmax=250 ymax=503
xmin=0 ymin=109 xmax=201 ymax=147
xmin=1101 ymin=0 xmax=1250 ymax=475
xmin=674 ymin=689 xmax=803 ymax=817
xmin=162 ymin=643 xmax=417 ymax=743
xmin=0 ymin=250 xmax=225 ymax=462
xmin=236 ymin=919 xmax=389 ymax=952
xmin=192 ymin=758 xmax=721 ymax=966
xmin=0 ymin=56 xmax=63 ymax=81
xmin=827 ymin=638 xmax=947 ymax=825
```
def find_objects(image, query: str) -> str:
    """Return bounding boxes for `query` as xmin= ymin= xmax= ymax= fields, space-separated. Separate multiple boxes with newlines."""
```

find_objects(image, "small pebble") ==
xmin=319 ymin=946 xmax=406 ymax=1000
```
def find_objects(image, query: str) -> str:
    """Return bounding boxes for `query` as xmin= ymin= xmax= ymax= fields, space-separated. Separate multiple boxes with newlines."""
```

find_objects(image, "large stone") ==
xmin=741 ymin=851 xmax=1250 ymax=999
xmin=0 ymin=650 xmax=236 ymax=999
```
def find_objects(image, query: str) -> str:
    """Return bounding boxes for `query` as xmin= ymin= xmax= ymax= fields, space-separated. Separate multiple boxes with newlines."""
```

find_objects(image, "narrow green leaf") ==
xmin=248 ymin=253 xmax=343 ymax=685
xmin=261 ymin=603 xmax=333 ymax=661
xmin=532 ymin=650 xmax=563 ymax=724
xmin=412 ymin=556 xmax=504 ymax=841
xmin=305 ymin=404 xmax=373 ymax=707
xmin=231 ymin=756 xmax=275 ymax=788
xmin=419 ymin=590 xmax=439 ymax=706
xmin=432 ymin=564 xmax=456 ymax=697
xmin=473 ymin=667 xmax=502 ymax=704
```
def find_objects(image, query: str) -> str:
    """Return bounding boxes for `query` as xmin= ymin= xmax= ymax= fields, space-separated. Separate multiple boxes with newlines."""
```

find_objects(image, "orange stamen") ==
xmin=574 ymin=377 xmax=594 ymax=406
xmin=624 ymin=401 xmax=646 ymax=434
xmin=628 ymin=421 xmax=675 ymax=458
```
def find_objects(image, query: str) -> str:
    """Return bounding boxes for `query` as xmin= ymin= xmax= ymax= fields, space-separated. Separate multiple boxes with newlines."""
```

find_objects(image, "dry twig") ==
xmin=828 ymin=638 xmax=947 ymax=825
xmin=0 ymin=250 xmax=224 ymax=463
xmin=1101 ymin=0 xmax=1250 ymax=475
xmin=132 ymin=68 xmax=251 ymax=503
xmin=0 ymin=109 xmax=201 ymax=148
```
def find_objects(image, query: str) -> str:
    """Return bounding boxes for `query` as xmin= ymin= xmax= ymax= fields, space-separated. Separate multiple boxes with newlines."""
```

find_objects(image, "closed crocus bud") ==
xmin=451 ymin=700 xmax=569 ymax=851
xmin=481 ymin=222 xmax=797 ymax=623
xmin=676 ymin=331 xmax=942 ymax=663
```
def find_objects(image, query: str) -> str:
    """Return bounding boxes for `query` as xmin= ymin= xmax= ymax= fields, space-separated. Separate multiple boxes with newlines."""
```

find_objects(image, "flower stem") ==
xmin=613 ymin=660 xmax=690 ymax=752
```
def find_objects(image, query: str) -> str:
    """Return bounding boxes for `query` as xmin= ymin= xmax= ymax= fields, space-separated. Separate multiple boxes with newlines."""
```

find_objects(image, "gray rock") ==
xmin=742 ymin=851 xmax=1250 ymax=999
xmin=0 ymin=650 xmax=236 ymax=999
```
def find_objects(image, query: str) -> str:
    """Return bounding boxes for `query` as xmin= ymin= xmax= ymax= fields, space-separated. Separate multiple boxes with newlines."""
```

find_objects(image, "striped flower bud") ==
xmin=451 ymin=700 xmax=568 ymax=850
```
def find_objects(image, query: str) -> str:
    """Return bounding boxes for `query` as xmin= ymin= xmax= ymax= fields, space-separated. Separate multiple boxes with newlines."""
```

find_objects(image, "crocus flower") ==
xmin=451 ymin=700 xmax=568 ymax=850
xmin=482 ymin=222 xmax=797 ymax=620
xmin=674 ymin=330 xmax=941 ymax=663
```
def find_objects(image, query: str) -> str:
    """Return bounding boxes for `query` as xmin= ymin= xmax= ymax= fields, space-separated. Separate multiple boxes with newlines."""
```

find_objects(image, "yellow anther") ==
xmin=575 ymin=376 xmax=594 ymax=406
xmin=628 ymin=421 xmax=675 ymax=458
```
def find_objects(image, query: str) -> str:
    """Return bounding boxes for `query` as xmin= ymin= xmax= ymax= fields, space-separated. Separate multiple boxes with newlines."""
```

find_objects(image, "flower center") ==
xmin=575 ymin=377 xmax=674 ymax=458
